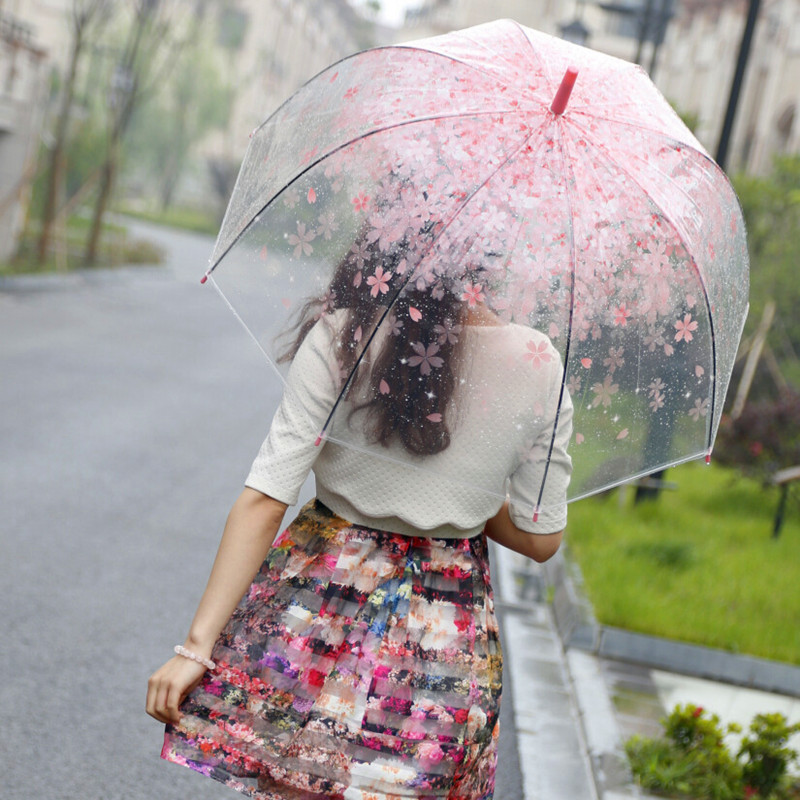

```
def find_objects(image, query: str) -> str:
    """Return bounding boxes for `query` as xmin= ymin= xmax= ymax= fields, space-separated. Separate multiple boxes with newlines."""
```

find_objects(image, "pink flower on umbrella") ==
xmin=603 ymin=346 xmax=625 ymax=374
xmin=462 ymin=282 xmax=485 ymax=307
xmin=366 ymin=266 xmax=392 ymax=297
xmin=433 ymin=319 xmax=462 ymax=345
xmin=648 ymin=377 xmax=666 ymax=397
xmin=352 ymin=191 xmax=370 ymax=212
xmin=613 ymin=303 xmax=631 ymax=326
xmin=649 ymin=390 xmax=665 ymax=411
xmin=674 ymin=313 xmax=698 ymax=342
xmin=317 ymin=210 xmax=338 ymax=240
xmin=591 ymin=375 xmax=619 ymax=407
xmin=407 ymin=342 xmax=444 ymax=375
xmin=288 ymin=222 xmax=315 ymax=257
xmin=523 ymin=340 xmax=553 ymax=368
xmin=689 ymin=398 xmax=709 ymax=420
xmin=386 ymin=314 xmax=403 ymax=336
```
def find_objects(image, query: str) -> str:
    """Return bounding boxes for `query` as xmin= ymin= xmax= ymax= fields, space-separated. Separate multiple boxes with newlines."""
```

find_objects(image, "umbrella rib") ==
xmin=207 ymin=109 xmax=530 ymax=276
xmin=315 ymin=116 xmax=553 ymax=446
xmin=532 ymin=121 xmax=578 ymax=521
xmin=568 ymin=117 xmax=720 ymax=457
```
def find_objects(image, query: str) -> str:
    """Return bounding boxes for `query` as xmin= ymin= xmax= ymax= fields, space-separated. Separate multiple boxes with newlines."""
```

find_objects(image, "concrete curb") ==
xmin=545 ymin=549 xmax=800 ymax=699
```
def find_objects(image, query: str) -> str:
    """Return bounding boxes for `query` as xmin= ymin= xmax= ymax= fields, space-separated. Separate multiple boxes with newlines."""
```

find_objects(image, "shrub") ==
xmin=627 ymin=704 xmax=800 ymax=799
xmin=714 ymin=391 xmax=800 ymax=479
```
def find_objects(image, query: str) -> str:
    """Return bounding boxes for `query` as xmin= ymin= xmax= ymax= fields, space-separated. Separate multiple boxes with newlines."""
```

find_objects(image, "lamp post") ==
xmin=559 ymin=17 xmax=591 ymax=47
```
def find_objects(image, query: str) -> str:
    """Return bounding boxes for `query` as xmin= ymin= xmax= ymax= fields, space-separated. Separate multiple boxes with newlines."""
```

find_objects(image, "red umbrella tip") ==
xmin=200 ymin=274 xmax=208 ymax=284
xmin=550 ymin=67 xmax=579 ymax=116
xmin=315 ymin=434 xmax=323 ymax=447
xmin=705 ymin=451 xmax=712 ymax=465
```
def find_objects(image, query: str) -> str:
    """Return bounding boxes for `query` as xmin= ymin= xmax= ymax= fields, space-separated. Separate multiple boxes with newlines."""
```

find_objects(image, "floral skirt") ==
xmin=162 ymin=500 xmax=502 ymax=800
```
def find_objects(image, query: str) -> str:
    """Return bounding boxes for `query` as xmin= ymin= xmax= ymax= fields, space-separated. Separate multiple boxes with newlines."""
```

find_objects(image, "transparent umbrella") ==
xmin=202 ymin=19 xmax=749 ymax=521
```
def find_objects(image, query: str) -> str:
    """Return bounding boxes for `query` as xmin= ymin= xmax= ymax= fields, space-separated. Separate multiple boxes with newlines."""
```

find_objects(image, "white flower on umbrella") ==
xmin=407 ymin=342 xmax=444 ymax=375
xmin=288 ymin=222 xmax=315 ymax=257
xmin=591 ymin=375 xmax=619 ymax=408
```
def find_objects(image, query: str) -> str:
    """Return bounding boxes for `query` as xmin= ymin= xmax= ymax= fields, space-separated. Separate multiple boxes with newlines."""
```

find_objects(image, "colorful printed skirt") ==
xmin=162 ymin=500 xmax=502 ymax=800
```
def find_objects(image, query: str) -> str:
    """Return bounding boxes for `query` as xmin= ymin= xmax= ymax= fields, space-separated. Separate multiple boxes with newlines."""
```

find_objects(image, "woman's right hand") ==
xmin=146 ymin=655 xmax=208 ymax=725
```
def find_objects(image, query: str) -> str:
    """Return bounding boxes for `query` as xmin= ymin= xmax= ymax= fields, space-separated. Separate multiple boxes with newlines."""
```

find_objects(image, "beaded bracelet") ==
xmin=174 ymin=644 xmax=216 ymax=671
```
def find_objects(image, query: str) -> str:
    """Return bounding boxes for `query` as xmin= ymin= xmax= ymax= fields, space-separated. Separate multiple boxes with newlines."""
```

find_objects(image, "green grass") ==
xmin=1 ymin=216 xmax=164 ymax=275
xmin=565 ymin=461 xmax=800 ymax=665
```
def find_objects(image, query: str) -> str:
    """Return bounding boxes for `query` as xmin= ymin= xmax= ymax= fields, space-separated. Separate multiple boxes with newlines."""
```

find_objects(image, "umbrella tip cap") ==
xmin=705 ymin=451 xmax=712 ymax=465
xmin=200 ymin=274 xmax=208 ymax=285
xmin=550 ymin=67 xmax=579 ymax=116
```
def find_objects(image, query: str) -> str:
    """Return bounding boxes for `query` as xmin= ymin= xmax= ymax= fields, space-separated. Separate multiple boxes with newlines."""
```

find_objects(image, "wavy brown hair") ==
xmin=278 ymin=232 xmax=469 ymax=456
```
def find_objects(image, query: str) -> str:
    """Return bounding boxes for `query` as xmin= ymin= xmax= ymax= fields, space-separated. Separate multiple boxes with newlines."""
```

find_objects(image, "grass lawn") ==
xmin=565 ymin=461 xmax=800 ymax=666
xmin=2 ymin=216 xmax=164 ymax=275
xmin=115 ymin=205 xmax=220 ymax=236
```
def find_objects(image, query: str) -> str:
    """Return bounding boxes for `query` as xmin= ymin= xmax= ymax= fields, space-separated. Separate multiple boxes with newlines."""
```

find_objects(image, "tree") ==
xmin=37 ymin=0 xmax=114 ymax=261
xmin=733 ymin=155 xmax=800 ymax=356
xmin=125 ymin=26 xmax=231 ymax=211
xmin=84 ymin=0 xmax=183 ymax=264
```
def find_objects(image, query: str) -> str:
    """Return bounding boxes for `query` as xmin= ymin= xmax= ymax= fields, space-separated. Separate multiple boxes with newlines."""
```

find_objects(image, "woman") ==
xmin=146 ymin=228 xmax=572 ymax=800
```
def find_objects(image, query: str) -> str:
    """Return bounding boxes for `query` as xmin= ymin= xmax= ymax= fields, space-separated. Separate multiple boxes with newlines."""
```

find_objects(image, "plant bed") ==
xmin=565 ymin=462 xmax=800 ymax=666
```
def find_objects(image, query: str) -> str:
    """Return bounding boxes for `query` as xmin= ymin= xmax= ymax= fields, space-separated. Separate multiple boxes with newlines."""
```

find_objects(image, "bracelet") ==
xmin=174 ymin=644 xmax=216 ymax=671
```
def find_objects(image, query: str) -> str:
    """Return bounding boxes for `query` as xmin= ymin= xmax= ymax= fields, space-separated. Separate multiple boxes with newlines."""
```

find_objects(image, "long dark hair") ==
xmin=278 ymin=230 xmax=469 ymax=456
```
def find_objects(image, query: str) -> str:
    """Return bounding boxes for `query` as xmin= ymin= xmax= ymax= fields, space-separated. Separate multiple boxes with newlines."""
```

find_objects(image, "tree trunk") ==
xmin=84 ymin=153 xmax=116 ymax=265
xmin=37 ymin=31 xmax=83 ymax=262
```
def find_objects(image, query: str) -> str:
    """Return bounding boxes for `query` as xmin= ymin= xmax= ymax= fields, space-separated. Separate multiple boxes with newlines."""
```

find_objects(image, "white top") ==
xmin=246 ymin=312 xmax=572 ymax=538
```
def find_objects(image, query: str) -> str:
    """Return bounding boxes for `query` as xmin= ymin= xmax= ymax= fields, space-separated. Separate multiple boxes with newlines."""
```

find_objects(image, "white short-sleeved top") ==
xmin=246 ymin=313 xmax=572 ymax=538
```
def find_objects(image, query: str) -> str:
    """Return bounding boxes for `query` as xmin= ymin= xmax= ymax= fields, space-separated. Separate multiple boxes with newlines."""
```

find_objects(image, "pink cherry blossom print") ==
xmin=523 ymin=340 xmax=553 ymax=368
xmin=462 ymin=282 xmax=485 ymax=308
xmin=281 ymin=297 xmax=292 ymax=309
xmin=288 ymin=222 xmax=315 ymax=257
xmin=343 ymin=86 xmax=358 ymax=100
xmin=407 ymin=342 xmax=444 ymax=375
xmin=426 ymin=413 xmax=442 ymax=422
xmin=307 ymin=187 xmax=317 ymax=203
xmin=433 ymin=320 xmax=462 ymax=345
xmin=616 ymin=428 xmax=629 ymax=440
xmin=354 ymin=325 xmax=362 ymax=343
xmin=649 ymin=390 xmax=665 ymax=411
xmin=317 ymin=211 xmax=337 ymax=240
xmin=409 ymin=306 xmax=422 ymax=322
xmin=581 ymin=358 xmax=592 ymax=369
xmin=674 ymin=313 xmax=698 ymax=342
xmin=353 ymin=271 xmax=362 ymax=288
xmin=259 ymin=245 xmax=268 ymax=261
xmin=366 ymin=266 xmax=392 ymax=297
xmin=603 ymin=346 xmax=625 ymax=374
xmin=379 ymin=379 xmax=390 ymax=395
xmin=613 ymin=304 xmax=631 ymax=326
xmin=575 ymin=433 xmax=585 ymax=444
xmin=387 ymin=314 xmax=403 ymax=336
xmin=695 ymin=365 xmax=705 ymax=377
xmin=689 ymin=398 xmax=709 ymax=420
xmin=351 ymin=191 xmax=370 ymax=212
xmin=591 ymin=375 xmax=619 ymax=408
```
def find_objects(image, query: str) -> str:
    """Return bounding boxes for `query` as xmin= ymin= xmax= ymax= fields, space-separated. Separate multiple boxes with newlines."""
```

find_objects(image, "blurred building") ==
xmin=399 ymin=0 xmax=800 ymax=174
xmin=200 ymin=0 xmax=375 ymax=165
xmin=0 ymin=8 xmax=48 ymax=261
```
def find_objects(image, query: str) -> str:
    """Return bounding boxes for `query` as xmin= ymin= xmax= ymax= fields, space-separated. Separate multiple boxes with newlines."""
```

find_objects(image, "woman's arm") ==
xmin=146 ymin=488 xmax=288 ymax=724
xmin=484 ymin=501 xmax=563 ymax=563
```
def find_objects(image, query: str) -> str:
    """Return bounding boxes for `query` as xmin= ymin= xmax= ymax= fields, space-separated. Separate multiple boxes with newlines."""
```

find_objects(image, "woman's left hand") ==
xmin=146 ymin=655 xmax=207 ymax=725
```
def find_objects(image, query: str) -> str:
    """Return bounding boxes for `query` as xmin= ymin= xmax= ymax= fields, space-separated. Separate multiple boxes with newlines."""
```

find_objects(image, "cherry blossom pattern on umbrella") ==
xmin=202 ymin=19 xmax=749 ymax=513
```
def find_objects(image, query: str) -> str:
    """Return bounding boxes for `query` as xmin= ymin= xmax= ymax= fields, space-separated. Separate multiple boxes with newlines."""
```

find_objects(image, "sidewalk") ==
xmin=492 ymin=544 xmax=800 ymax=800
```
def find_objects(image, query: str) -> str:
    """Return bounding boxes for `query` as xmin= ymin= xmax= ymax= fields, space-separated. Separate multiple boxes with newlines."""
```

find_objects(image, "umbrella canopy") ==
xmin=204 ymin=19 xmax=749 ymax=518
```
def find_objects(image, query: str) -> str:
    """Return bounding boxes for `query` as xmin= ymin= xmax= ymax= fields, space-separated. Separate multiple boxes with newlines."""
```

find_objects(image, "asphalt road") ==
xmin=0 ymin=220 xmax=523 ymax=800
